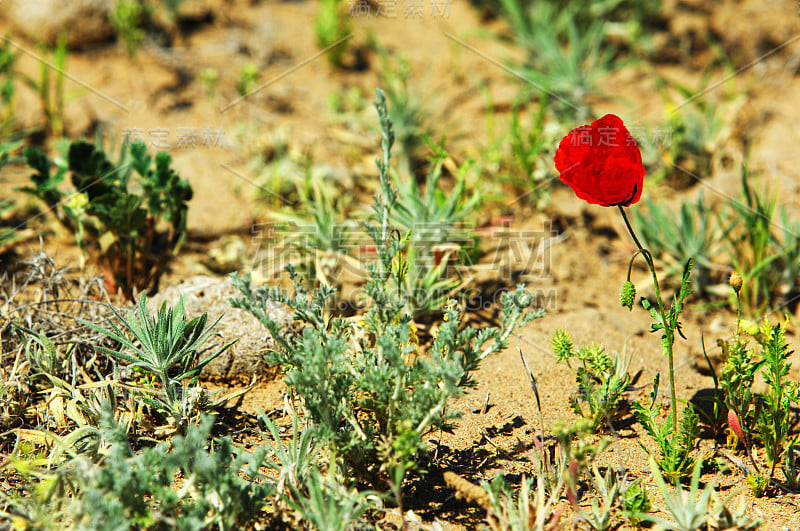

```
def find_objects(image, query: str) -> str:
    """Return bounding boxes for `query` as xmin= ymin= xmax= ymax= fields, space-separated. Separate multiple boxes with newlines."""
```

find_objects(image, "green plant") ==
xmin=728 ymin=165 xmax=800 ymax=313
xmin=236 ymin=62 xmax=260 ymax=97
xmin=23 ymin=331 xmax=74 ymax=383
xmin=620 ymin=475 xmax=651 ymax=524
xmin=719 ymin=338 xmax=760 ymax=450
xmin=472 ymin=421 xmax=606 ymax=531
xmin=559 ymin=419 xmax=612 ymax=491
xmin=0 ymin=38 xmax=18 ymax=139
xmin=258 ymin=410 xmax=319 ymax=498
xmin=479 ymin=91 xmax=556 ymax=209
xmin=507 ymin=96 xmax=554 ymax=208
xmin=327 ymin=85 xmax=368 ymax=117
xmin=499 ymin=0 xmax=621 ymax=121
xmin=78 ymin=294 xmax=234 ymax=433
xmin=781 ymin=441 xmax=800 ymax=490
xmin=632 ymin=375 xmax=699 ymax=481
xmin=200 ymin=67 xmax=219 ymax=99
xmin=623 ymin=253 xmax=695 ymax=479
xmin=484 ymin=0 xmax=662 ymax=60
xmin=389 ymin=141 xmax=482 ymax=318
xmin=571 ymin=466 xmax=652 ymax=531
xmin=391 ymin=141 xmax=481 ymax=247
xmin=2 ymin=413 xmax=274 ymax=530
xmin=0 ymin=256 xmax=128 ymax=440
xmin=110 ymin=0 xmax=147 ymax=56
xmin=480 ymin=473 xmax=565 ymax=531
xmin=717 ymin=279 xmax=791 ymax=480
xmin=708 ymin=492 xmax=761 ymax=530
xmin=16 ymin=330 xmax=132 ymax=461
xmin=20 ymin=139 xmax=193 ymax=297
xmin=692 ymin=339 xmax=728 ymax=441
xmin=642 ymin=458 xmax=758 ymax=530
xmin=315 ymin=0 xmax=350 ymax=68
xmin=377 ymin=49 xmax=430 ymax=177
xmin=747 ymin=472 xmax=768 ymax=498
xmin=570 ymin=466 xmax=623 ymax=531
xmin=261 ymin=410 xmax=381 ymax=529
xmin=241 ymin=128 xmax=309 ymax=209
xmin=0 ymin=462 xmax=71 ymax=530
xmin=731 ymin=168 xmax=776 ymax=313
xmin=638 ymin=458 xmax=716 ymax=531
xmin=551 ymin=330 xmax=631 ymax=432
xmin=632 ymin=192 xmax=736 ymax=296
xmin=20 ymin=35 xmax=68 ymax=138
xmin=751 ymin=318 xmax=800 ymax=477
xmin=657 ymin=72 xmax=740 ymax=188
xmin=285 ymin=465 xmax=378 ymax=531
xmin=397 ymin=244 xmax=462 ymax=320
xmin=270 ymin=175 xmax=355 ymax=289
xmin=231 ymin=89 xmax=542 ymax=503
xmin=100 ymin=413 xmax=269 ymax=529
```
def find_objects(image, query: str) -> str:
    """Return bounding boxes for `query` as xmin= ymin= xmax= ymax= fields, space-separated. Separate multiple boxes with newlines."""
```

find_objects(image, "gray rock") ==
xmin=2 ymin=0 xmax=114 ymax=49
xmin=147 ymin=276 xmax=292 ymax=383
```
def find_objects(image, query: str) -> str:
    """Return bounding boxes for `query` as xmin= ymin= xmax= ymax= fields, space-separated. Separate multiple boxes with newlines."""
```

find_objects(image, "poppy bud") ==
xmin=728 ymin=409 xmax=745 ymax=443
xmin=620 ymin=280 xmax=636 ymax=310
xmin=729 ymin=271 xmax=743 ymax=293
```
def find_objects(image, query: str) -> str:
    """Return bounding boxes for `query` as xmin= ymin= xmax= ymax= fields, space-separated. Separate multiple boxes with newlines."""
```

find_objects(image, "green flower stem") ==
xmin=734 ymin=289 xmax=742 ymax=339
xmin=478 ymin=311 xmax=519 ymax=362
xmin=618 ymin=205 xmax=678 ymax=434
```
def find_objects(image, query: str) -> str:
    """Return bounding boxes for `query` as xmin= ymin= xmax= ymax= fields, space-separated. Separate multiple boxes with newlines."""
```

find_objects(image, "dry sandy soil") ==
xmin=3 ymin=0 xmax=800 ymax=528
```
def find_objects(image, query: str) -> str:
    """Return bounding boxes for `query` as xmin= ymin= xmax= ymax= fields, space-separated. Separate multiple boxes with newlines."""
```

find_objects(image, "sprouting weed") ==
xmin=78 ymin=294 xmax=234 ymax=433
xmin=231 ymin=89 xmax=543 ymax=504
xmin=20 ymin=139 xmax=192 ymax=298
xmin=633 ymin=375 xmax=699 ymax=481
xmin=552 ymin=330 xmax=632 ymax=432
xmin=639 ymin=458 xmax=717 ymax=531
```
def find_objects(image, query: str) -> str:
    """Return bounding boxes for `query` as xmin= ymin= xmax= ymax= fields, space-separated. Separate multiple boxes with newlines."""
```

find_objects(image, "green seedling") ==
xmin=728 ymin=164 xmax=800 ymax=313
xmin=657 ymin=69 xmax=741 ymax=189
xmin=751 ymin=318 xmax=800 ymax=478
xmin=632 ymin=374 xmax=699 ymax=481
xmin=200 ymin=67 xmax=219 ymax=99
xmin=633 ymin=191 xmax=736 ymax=296
xmin=552 ymin=330 xmax=632 ymax=433
xmin=20 ymin=139 xmax=192 ymax=298
xmin=78 ymin=294 xmax=234 ymax=432
xmin=236 ymin=63 xmax=259 ymax=97
xmin=110 ymin=0 xmax=146 ymax=56
xmin=20 ymin=36 xmax=69 ymax=138
xmin=315 ymin=0 xmax=351 ymax=68
xmin=0 ymin=38 xmax=18 ymax=139
xmin=638 ymin=458 xmax=715 ymax=531
xmin=377 ymin=49 xmax=430 ymax=177
xmin=499 ymin=0 xmax=621 ymax=121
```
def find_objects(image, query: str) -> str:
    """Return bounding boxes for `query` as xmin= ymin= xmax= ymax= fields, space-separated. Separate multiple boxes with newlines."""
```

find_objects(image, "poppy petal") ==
xmin=554 ymin=114 xmax=645 ymax=207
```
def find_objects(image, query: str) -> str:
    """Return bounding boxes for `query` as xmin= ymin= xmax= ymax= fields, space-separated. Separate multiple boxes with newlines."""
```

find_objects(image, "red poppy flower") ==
xmin=554 ymin=114 xmax=645 ymax=207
